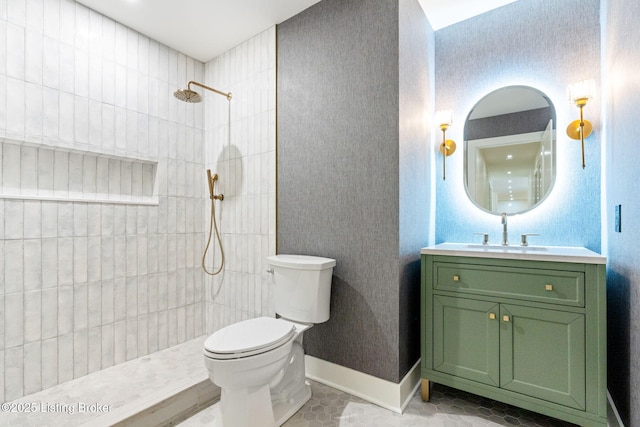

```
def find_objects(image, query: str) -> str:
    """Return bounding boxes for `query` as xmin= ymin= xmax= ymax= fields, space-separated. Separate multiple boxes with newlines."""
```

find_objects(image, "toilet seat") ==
xmin=204 ymin=317 xmax=296 ymax=360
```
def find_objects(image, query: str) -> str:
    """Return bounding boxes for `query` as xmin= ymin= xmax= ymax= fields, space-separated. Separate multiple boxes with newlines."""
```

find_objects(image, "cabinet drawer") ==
xmin=434 ymin=263 xmax=585 ymax=307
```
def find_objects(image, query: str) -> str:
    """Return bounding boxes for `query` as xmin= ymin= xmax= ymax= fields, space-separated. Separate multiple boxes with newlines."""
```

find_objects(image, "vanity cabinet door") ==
xmin=421 ymin=254 xmax=606 ymax=427
xmin=499 ymin=304 xmax=586 ymax=410
xmin=433 ymin=295 xmax=500 ymax=386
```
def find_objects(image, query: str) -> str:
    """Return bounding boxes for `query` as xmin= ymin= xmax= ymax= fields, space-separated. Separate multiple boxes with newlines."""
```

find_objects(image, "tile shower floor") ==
xmin=0 ymin=337 xmax=210 ymax=427
xmin=180 ymin=380 xmax=579 ymax=427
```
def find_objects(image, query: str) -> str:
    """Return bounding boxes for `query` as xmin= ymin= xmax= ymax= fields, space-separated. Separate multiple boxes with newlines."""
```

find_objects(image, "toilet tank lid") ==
xmin=267 ymin=254 xmax=336 ymax=270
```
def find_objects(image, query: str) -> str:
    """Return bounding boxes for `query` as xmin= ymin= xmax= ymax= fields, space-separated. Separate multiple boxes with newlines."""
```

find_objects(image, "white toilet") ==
xmin=203 ymin=254 xmax=336 ymax=427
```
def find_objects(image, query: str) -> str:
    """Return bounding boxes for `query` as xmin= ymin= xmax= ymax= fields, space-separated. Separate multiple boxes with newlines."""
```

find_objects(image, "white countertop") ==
xmin=421 ymin=242 xmax=606 ymax=264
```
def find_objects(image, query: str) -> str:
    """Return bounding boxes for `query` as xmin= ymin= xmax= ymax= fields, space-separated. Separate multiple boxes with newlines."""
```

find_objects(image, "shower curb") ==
xmin=1 ymin=338 xmax=217 ymax=427
xmin=83 ymin=376 xmax=219 ymax=427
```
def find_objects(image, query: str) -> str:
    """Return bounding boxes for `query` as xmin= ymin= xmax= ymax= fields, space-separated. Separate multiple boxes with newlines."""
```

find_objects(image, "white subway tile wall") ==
xmin=203 ymin=27 xmax=277 ymax=334
xmin=0 ymin=140 xmax=158 ymax=205
xmin=1 ymin=0 xmax=208 ymax=402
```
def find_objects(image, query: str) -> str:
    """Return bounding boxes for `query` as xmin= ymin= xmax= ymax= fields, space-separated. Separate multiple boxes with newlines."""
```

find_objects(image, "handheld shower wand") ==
xmin=207 ymin=169 xmax=214 ymax=199
xmin=206 ymin=169 xmax=224 ymax=201
xmin=203 ymin=170 xmax=224 ymax=275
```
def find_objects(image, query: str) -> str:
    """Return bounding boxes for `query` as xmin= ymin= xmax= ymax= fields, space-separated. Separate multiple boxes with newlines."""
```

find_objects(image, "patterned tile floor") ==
xmin=3 ymin=336 xmax=614 ymax=427
xmin=179 ymin=380 xmax=581 ymax=427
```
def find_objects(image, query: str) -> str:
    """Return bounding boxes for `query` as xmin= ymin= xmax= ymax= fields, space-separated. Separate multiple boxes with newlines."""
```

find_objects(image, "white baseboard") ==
xmin=607 ymin=390 xmax=625 ymax=427
xmin=304 ymin=355 xmax=421 ymax=414
xmin=306 ymin=357 xmax=625 ymax=426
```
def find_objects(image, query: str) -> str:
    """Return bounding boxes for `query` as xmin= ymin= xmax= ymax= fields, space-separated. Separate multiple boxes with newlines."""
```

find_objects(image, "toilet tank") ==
xmin=267 ymin=255 xmax=336 ymax=324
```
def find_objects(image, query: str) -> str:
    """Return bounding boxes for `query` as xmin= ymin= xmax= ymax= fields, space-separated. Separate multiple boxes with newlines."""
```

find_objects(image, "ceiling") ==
xmin=418 ymin=0 xmax=517 ymax=31
xmin=75 ymin=0 xmax=517 ymax=63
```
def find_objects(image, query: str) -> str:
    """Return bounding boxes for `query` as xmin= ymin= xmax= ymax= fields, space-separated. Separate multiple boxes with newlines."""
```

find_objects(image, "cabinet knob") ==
xmin=545 ymin=284 xmax=553 ymax=291
xmin=453 ymin=275 xmax=460 ymax=282
xmin=489 ymin=313 xmax=496 ymax=320
xmin=503 ymin=315 xmax=510 ymax=322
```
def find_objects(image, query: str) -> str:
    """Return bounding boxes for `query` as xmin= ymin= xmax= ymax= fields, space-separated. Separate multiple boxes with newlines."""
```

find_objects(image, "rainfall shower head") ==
xmin=173 ymin=81 xmax=232 ymax=103
xmin=173 ymin=88 xmax=202 ymax=103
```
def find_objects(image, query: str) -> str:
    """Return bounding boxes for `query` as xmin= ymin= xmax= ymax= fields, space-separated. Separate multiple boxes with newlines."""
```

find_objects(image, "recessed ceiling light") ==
xmin=506 ymin=154 xmax=513 ymax=160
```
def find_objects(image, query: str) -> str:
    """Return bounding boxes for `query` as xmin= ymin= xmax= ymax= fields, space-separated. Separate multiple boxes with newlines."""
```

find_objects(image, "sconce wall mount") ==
xmin=436 ymin=110 xmax=456 ymax=181
xmin=566 ymin=79 xmax=595 ymax=169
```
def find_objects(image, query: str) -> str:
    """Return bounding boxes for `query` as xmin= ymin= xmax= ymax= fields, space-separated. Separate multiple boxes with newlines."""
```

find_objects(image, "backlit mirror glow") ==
xmin=464 ymin=86 xmax=556 ymax=215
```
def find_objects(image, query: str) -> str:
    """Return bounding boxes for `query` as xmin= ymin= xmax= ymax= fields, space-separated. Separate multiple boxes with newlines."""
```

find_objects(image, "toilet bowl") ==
xmin=204 ymin=317 xmax=310 ymax=427
xmin=203 ymin=254 xmax=336 ymax=427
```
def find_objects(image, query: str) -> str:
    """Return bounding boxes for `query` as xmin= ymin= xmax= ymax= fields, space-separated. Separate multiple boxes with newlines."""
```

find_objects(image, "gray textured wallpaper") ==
xmin=433 ymin=0 xmax=639 ymax=424
xmin=277 ymin=0 xmax=433 ymax=383
xmin=397 ymin=0 xmax=434 ymax=379
xmin=276 ymin=0 xmax=640 ymax=421
xmin=434 ymin=0 xmax=602 ymax=251
xmin=603 ymin=0 xmax=640 ymax=425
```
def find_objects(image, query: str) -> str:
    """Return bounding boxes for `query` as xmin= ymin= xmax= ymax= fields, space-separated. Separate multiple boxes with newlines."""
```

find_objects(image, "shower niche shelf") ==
xmin=0 ymin=138 xmax=158 ymax=205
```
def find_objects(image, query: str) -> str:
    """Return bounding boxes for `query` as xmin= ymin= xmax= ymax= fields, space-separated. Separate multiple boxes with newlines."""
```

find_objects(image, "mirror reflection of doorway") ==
xmin=464 ymin=86 xmax=556 ymax=215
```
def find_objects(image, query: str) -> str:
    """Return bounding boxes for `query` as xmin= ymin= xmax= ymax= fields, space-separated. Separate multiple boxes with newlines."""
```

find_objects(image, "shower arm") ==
xmin=188 ymin=81 xmax=232 ymax=101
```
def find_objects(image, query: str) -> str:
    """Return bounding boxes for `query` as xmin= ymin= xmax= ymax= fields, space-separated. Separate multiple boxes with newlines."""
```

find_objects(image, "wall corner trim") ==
xmin=305 ymin=356 xmax=421 ymax=414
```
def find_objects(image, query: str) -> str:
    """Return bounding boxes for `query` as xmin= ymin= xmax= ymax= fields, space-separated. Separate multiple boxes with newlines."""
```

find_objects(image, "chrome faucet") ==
xmin=501 ymin=212 xmax=508 ymax=246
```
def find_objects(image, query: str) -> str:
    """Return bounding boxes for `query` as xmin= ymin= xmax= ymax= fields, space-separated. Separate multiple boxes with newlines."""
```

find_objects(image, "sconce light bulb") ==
xmin=435 ymin=109 xmax=454 ymax=128
xmin=568 ymin=79 xmax=595 ymax=103
xmin=574 ymin=98 xmax=589 ymax=108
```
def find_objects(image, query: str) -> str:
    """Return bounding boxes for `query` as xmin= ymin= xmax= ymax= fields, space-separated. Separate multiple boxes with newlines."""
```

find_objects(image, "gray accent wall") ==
xmin=277 ymin=0 xmax=433 ymax=383
xmin=398 ymin=0 xmax=433 ymax=379
xmin=603 ymin=0 xmax=640 ymax=425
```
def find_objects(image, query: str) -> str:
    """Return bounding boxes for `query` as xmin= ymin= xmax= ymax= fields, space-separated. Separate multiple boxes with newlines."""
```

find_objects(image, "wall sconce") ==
xmin=436 ymin=110 xmax=456 ymax=180
xmin=566 ymin=79 xmax=595 ymax=169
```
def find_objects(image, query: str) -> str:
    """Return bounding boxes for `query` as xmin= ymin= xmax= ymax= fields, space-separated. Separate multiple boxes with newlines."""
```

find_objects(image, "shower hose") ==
xmin=202 ymin=195 xmax=225 ymax=275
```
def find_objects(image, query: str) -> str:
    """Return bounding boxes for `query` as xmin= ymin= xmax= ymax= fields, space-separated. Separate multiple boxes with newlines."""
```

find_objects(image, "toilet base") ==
xmin=273 ymin=380 xmax=311 ymax=425
xmin=211 ymin=382 xmax=310 ymax=427
xmin=210 ymin=341 xmax=311 ymax=427
xmin=271 ymin=340 xmax=310 ymax=424
xmin=216 ymin=383 xmax=275 ymax=427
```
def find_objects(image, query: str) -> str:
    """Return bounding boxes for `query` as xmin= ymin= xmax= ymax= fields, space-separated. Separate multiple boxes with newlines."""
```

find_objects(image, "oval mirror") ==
xmin=464 ymin=86 xmax=556 ymax=215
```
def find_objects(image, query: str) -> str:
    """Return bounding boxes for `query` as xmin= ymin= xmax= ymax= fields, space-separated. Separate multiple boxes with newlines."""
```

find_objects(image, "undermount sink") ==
xmin=465 ymin=244 xmax=548 ymax=251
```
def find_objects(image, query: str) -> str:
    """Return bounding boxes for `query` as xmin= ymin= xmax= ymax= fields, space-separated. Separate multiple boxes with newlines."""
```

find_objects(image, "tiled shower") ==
xmin=0 ymin=0 xmax=276 ymax=404
xmin=203 ymin=28 xmax=277 ymax=335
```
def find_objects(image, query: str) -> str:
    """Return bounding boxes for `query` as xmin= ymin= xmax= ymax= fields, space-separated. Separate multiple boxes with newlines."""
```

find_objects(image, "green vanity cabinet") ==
xmin=420 ymin=247 xmax=607 ymax=427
